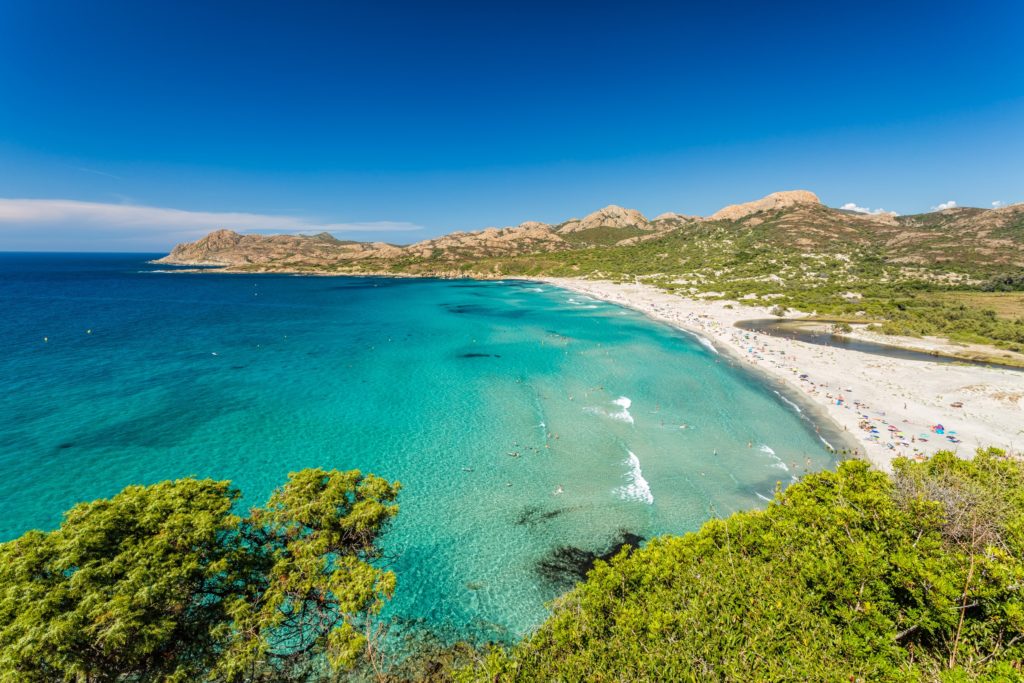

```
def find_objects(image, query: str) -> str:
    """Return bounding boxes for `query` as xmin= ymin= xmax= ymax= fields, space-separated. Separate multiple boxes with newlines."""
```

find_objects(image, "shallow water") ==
xmin=0 ymin=254 xmax=835 ymax=643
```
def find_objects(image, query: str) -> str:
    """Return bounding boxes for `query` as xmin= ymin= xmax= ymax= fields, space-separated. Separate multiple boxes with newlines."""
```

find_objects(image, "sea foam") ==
xmin=616 ymin=450 xmax=654 ymax=504
xmin=758 ymin=444 xmax=796 ymax=480
xmin=611 ymin=396 xmax=634 ymax=424
xmin=773 ymin=390 xmax=803 ymax=414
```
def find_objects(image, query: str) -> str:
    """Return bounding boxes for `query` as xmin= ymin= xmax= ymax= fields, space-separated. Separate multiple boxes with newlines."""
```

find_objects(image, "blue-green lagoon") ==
xmin=0 ymin=254 xmax=836 ymax=643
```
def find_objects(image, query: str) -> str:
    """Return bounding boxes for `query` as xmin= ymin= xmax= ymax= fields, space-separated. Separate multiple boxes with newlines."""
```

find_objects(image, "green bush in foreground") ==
xmin=5 ymin=452 xmax=1024 ymax=682
xmin=0 ymin=469 xmax=400 ymax=682
xmin=472 ymin=449 xmax=1024 ymax=682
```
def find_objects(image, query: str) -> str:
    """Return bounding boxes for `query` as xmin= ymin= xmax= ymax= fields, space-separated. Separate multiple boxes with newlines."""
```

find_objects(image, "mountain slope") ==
xmin=158 ymin=191 xmax=1024 ymax=275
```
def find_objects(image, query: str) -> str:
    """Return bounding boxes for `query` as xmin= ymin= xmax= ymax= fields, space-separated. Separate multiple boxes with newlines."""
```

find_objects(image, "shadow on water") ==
xmin=325 ymin=279 xmax=411 ymax=291
xmin=536 ymin=529 xmax=645 ymax=589
xmin=514 ymin=505 xmax=575 ymax=528
xmin=60 ymin=389 xmax=237 ymax=451
xmin=439 ymin=303 xmax=530 ymax=319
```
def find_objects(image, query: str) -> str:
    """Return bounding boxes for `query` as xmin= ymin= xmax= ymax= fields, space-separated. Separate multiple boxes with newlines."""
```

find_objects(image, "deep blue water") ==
xmin=0 ymin=253 xmax=835 ymax=643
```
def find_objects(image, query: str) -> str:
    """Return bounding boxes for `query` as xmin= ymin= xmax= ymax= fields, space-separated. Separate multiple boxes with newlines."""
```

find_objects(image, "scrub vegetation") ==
xmin=4 ymin=450 xmax=1024 ymax=681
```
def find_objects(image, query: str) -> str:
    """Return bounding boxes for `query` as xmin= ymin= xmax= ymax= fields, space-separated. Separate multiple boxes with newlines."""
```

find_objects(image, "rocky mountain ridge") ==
xmin=156 ymin=190 xmax=1024 ymax=274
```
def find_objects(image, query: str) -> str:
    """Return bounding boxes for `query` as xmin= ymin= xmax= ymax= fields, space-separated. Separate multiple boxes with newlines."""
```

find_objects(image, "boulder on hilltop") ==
xmin=708 ymin=190 xmax=820 ymax=222
xmin=557 ymin=205 xmax=650 ymax=232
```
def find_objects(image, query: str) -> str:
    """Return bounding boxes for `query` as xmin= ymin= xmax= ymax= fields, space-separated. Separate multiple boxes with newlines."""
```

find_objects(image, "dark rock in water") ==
xmin=458 ymin=353 xmax=501 ymax=358
xmin=443 ymin=303 xmax=528 ymax=319
xmin=515 ymin=505 xmax=569 ymax=527
xmin=326 ymin=279 xmax=405 ymax=291
xmin=536 ymin=529 xmax=644 ymax=588
xmin=57 ymin=442 xmax=74 ymax=450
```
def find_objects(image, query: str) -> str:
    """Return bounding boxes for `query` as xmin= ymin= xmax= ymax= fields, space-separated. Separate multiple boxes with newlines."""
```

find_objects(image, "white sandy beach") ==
xmin=544 ymin=278 xmax=1024 ymax=472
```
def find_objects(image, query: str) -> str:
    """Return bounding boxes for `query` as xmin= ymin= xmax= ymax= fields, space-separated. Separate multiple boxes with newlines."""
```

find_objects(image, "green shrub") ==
xmin=0 ymin=469 xmax=400 ymax=681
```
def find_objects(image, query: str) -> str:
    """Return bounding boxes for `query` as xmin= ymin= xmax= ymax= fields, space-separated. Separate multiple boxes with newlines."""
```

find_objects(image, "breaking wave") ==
xmin=615 ymin=450 xmax=653 ymax=504
xmin=683 ymin=330 xmax=719 ymax=354
xmin=611 ymin=396 xmax=634 ymax=424
xmin=773 ymin=390 xmax=803 ymax=414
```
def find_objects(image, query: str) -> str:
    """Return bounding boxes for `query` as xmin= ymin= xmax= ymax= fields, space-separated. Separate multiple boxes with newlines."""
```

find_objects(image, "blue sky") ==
xmin=0 ymin=0 xmax=1022 ymax=251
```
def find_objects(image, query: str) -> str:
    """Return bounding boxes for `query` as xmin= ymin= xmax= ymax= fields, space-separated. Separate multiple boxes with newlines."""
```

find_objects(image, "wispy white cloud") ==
xmin=0 ymin=198 xmax=424 ymax=250
xmin=992 ymin=200 xmax=1005 ymax=208
xmin=932 ymin=200 xmax=957 ymax=211
xmin=0 ymin=198 xmax=421 ymax=234
xmin=840 ymin=202 xmax=897 ymax=216
xmin=75 ymin=167 xmax=124 ymax=180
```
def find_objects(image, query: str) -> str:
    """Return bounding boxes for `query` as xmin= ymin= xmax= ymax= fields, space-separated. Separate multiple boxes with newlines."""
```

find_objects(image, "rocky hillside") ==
xmin=157 ymin=190 xmax=1024 ymax=276
xmin=156 ymin=229 xmax=403 ymax=267
xmin=156 ymin=203 xmax=678 ymax=269
xmin=401 ymin=222 xmax=567 ymax=261
xmin=708 ymin=189 xmax=821 ymax=221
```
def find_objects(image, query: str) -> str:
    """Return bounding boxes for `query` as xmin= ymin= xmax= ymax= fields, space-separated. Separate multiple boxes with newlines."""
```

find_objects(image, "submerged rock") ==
xmin=536 ymin=529 xmax=645 ymax=588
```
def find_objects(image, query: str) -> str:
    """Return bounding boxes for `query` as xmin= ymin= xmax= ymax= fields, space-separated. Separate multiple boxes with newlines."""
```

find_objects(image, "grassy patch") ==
xmin=924 ymin=292 xmax=1024 ymax=320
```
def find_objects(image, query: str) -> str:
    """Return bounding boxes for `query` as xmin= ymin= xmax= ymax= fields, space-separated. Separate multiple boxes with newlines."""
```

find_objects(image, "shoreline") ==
xmin=656 ymin=311 xmax=864 ymax=462
xmin=146 ymin=264 xmax=1022 ymax=472
xmin=539 ymin=278 xmax=1024 ymax=472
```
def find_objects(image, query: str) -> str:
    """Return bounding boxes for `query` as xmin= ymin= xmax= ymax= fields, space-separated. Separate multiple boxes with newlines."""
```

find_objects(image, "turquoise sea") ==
xmin=0 ymin=253 xmax=836 ymax=644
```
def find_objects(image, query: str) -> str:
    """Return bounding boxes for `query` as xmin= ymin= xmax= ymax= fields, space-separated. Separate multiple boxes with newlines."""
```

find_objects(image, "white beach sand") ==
xmin=543 ymin=278 xmax=1024 ymax=472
